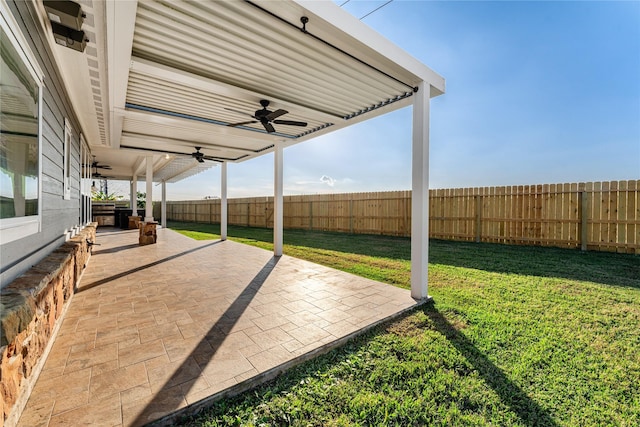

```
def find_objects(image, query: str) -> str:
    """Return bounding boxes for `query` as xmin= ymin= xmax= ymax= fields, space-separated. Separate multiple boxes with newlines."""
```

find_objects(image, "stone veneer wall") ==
xmin=0 ymin=224 xmax=97 ymax=427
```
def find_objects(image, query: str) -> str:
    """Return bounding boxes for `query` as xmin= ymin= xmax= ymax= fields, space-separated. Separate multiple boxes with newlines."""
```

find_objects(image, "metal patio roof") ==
xmin=38 ymin=0 xmax=444 ymax=182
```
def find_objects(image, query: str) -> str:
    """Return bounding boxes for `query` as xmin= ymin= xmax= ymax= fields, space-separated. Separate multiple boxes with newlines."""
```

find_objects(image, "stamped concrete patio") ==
xmin=18 ymin=227 xmax=419 ymax=426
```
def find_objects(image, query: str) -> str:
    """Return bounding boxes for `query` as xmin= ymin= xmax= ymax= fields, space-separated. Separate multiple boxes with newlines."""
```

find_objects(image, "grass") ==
xmin=168 ymin=221 xmax=640 ymax=427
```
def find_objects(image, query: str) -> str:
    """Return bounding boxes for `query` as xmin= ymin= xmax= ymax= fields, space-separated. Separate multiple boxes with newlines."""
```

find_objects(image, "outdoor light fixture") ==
xmin=91 ymin=181 xmax=97 ymax=192
xmin=44 ymin=0 xmax=88 ymax=52
xmin=44 ymin=0 xmax=85 ymax=30
xmin=50 ymin=21 xmax=87 ymax=52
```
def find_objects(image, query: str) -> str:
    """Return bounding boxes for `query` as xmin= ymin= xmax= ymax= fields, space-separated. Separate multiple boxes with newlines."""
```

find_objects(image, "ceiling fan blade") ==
xmin=201 ymin=155 xmax=222 ymax=162
xmin=83 ymin=163 xmax=111 ymax=169
xmin=265 ymin=109 xmax=288 ymax=121
xmin=262 ymin=121 xmax=276 ymax=133
xmin=228 ymin=120 xmax=258 ymax=127
xmin=273 ymin=120 xmax=307 ymax=127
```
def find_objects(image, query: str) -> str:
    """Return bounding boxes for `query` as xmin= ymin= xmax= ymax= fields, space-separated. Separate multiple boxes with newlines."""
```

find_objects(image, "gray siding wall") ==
xmin=1 ymin=1 xmax=85 ymax=287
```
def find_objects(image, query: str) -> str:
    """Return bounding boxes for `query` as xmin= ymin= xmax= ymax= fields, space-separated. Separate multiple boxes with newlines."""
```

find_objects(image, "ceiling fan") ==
xmin=83 ymin=156 xmax=112 ymax=170
xmin=91 ymin=167 xmax=114 ymax=179
xmin=84 ymin=156 xmax=114 ymax=179
xmin=119 ymin=144 xmax=232 ymax=162
xmin=226 ymin=100 xmax=307 ymax=133
xmin=191 ymin=147 xmax=208 ymax=163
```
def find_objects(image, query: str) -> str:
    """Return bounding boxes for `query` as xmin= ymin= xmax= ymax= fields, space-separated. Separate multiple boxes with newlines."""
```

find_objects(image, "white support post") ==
xmin=411 ymin=81 xmax=430 ymax=300
xmin=274 ymin=143 xmax=284 ymax=256
xmin=145 ymin=156 xmax=153 ymax=222
xmin=131 ymin=175 xmax=138 ymax=216
xmin=161 ymin=181 xmax=167 ymax=228
xmin=221 ymin=162 xmax=228 ymax=241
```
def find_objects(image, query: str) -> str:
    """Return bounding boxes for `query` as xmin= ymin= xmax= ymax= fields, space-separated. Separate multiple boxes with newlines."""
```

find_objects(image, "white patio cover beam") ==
xmin=274 ymin=143 xmax=284 ymax=256
xmin=221 ymin=162 xmax=228 ymax=241
xmin=106 ymin=0 xmax=137 ymax=149
xmin=411 ymin=81 xmax=430 ymax=300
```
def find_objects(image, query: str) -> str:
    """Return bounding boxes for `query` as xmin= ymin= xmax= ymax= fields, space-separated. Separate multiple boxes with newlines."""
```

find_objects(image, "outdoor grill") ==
xmin=92 ymin=202 xmax=115 ymax=226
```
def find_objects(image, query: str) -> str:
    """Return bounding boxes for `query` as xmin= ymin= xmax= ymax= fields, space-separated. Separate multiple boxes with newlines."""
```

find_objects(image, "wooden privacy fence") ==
xmin=154 ymin=180 xmax=639 ymax=253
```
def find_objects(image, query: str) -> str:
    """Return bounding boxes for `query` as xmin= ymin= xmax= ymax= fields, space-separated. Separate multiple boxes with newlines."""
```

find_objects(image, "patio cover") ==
xmin=38 ymin=0 xmax=445 ymax=298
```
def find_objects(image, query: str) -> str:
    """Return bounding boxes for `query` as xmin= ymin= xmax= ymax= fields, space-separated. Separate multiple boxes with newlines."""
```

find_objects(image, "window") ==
xmin=0 ymin=4 xmax=44 ymax=244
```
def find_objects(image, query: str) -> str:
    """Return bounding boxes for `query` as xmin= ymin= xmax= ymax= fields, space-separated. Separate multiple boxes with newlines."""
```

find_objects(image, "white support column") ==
xmin=131 ymin=175 xmax=138 ymax=216
xmin=145 ymin=156 xmax=153 ymax=222
xmin=411 ymin=81 xmax=430 ymax=300
xmin=161 ymin=181 xmax=167 ymax=228
xmin=221 ymin=162 xmax=228 ymax=241
xmin=274 ymin=143 xmax=284 ymax=256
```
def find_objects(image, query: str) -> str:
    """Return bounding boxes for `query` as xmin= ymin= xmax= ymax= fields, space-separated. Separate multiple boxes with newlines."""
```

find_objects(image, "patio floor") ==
xmin=17 ymin=227 xmax=419 ymax=426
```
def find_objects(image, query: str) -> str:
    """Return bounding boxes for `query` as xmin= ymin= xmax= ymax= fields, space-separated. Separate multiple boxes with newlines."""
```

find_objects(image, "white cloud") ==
xmin=320 ymin=175 xmax=335 ymax=187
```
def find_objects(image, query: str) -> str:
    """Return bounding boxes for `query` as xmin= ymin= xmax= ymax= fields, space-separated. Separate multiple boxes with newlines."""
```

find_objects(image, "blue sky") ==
xmin=156 ymin=0 xmax=639 ymax=200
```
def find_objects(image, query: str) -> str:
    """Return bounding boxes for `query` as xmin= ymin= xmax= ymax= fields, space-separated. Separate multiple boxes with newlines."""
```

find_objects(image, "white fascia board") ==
xmin=130 ymin=57 xmax=342 ymax=123
xmin=291 ymin=0 xmax=445 ymax=96
xmin=107 ymin=0 xmax=138 ymax=148
xmin=29 ymin=0 xmax=103 ymax=143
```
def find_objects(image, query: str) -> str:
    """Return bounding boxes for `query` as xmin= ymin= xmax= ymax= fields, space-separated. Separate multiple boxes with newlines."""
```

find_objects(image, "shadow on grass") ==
xmin=423 ymin=302 xmax=559 ymax=427
xmin=182 ymin=301 xmax=559 ymax=427
xmin=168 ymin=221 xmax=640 ymax=289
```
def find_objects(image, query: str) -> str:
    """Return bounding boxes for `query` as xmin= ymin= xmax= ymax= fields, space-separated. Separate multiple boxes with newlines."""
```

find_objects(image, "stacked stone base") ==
xmin=138 ymin=221 xmax=158 ymax=245
xmin=0 ymin=224 xmax=96 ymax=427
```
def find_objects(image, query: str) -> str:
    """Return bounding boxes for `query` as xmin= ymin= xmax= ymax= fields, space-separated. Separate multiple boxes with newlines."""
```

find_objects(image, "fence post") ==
xmin=581 ymin=190 xmax=588 ymax=251
xmin=475 ymin=195 xmax=482 ymax=243
xmin=349 ymin=199 xmax=354 ymax=234
xmin=309 ymin=200 xmax=313 ymax=231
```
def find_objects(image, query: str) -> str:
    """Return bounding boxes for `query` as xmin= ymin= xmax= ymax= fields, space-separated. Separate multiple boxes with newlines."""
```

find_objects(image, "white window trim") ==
xmin=63 ymin=118 xmax=72 ymax=200
xmin=80 ymin=134 xmax=91 ymax=225
xmin=0 ymin=1 xmax=45 ymax=245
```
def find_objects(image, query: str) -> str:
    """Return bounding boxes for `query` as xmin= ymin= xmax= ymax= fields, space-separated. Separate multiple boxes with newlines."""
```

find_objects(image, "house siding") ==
xmin=1 ymin=1 xmax=85 ymax=287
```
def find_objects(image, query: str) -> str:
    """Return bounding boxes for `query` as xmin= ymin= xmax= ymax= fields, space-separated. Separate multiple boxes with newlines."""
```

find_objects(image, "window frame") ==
xmin=80 ymin=134 xmax=91 ymax=225
xmin=0 ymin=1 xmax=45 ymax=244
xmin=63 ymin=118 xmax=72 ymax=200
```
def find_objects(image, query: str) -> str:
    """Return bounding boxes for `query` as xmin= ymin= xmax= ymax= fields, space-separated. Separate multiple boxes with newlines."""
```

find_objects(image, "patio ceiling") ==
xmin=38 ymin=0 xmax=444 ymax=183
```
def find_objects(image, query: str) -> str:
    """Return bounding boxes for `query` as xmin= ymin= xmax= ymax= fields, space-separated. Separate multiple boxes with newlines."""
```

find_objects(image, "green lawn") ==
xmin=168 ymin=221 xmax=640 ymax=427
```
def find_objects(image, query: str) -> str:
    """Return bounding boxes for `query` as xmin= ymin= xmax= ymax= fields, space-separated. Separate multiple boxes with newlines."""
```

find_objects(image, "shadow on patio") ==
xmin=17 ymin=228 xmax=418 ymax=426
